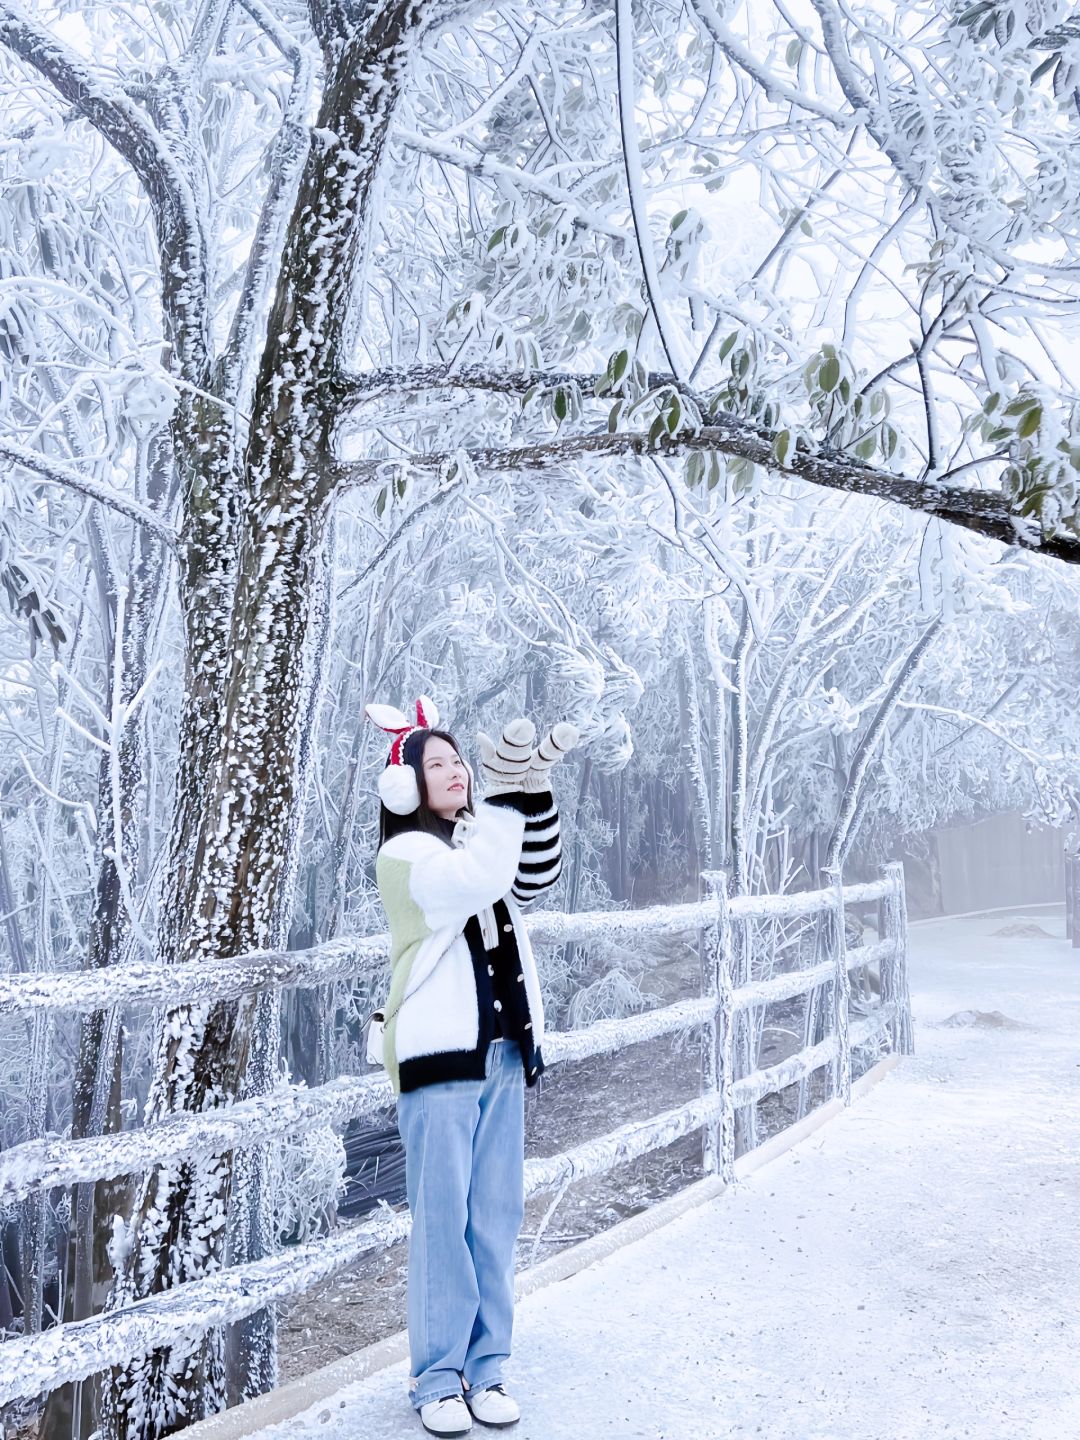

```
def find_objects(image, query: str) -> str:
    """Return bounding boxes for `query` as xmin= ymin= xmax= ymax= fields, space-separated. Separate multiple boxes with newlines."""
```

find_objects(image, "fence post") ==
xmin=824 ymin=867 xmax=851 ymax=1106
xmin=732 ymin=916 xmax=758 ymax=1155
xmin=701 ymin=871 xmax=735 ymax=1185
xmin=881 ymin=861 xmax=914 ymax=1055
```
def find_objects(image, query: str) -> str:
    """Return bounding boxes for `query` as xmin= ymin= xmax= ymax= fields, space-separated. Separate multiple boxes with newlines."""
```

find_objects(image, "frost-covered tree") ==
xmin=2 ymin=0 xmax=1080 ymax=1436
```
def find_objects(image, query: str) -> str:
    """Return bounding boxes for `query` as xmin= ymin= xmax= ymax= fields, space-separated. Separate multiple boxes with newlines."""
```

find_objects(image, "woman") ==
xmin=366 ymin=695 xmax=576 ymax=1436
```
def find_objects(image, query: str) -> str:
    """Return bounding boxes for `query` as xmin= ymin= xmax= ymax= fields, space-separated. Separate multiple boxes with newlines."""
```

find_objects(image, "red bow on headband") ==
xmin=365 ymin=695 xmax=440 ymax=763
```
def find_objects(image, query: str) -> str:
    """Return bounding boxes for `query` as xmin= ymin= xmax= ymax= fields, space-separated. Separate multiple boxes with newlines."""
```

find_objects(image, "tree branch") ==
xmin=689 ymin=0 xmax=857 ymax=128
xmin=332 ymin=362 xmax=673 ymax=404
xmin=394 ymin=129 xmax=632 ymax=243
xmin=614 ymin=0 xmax=687 ymax=380
xmin=336 ymin=476 xmax=463 ymax=601
xmin=1 ymin=439 xmax=178 ymax=546
xmin=826 ymin=615 xmax=944 ymax=872
xmin=333 ymin=419 xmax=1080 ymax=565
xmin=0 ymin=2 xmax=208 ymax=375
xmin=809 ymin=0 xmax=927 ymax=192
xmin=214 ymin=0 xmax=316 ymax=403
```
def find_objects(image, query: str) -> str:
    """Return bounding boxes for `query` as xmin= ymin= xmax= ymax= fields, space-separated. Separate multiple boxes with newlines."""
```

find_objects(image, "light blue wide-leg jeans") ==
xmin=395 ymin=1040 xmax=525 ymax=1410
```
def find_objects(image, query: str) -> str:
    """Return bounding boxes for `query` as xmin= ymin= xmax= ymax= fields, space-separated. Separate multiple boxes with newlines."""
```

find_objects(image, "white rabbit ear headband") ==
xmin=365 ymin=695 xmax=440 ymax=814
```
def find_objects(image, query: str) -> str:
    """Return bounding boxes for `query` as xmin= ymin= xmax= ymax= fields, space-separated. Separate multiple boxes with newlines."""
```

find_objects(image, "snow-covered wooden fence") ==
xmin=0 ymin=863 xmax=910 ymax=1412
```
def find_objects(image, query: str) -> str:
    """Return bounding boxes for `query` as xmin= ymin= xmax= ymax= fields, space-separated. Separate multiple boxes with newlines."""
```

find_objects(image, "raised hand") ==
xmin=521 ymin=722 xmax=579 ymax=792
xmin=476 ymin=718 xmax=536 ymax=797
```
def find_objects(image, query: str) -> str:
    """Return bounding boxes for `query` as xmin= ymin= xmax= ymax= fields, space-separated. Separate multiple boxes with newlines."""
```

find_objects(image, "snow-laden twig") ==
xmin=18 ymin=753 xmax=97 ymax=832
xmin=826 ymin=615 xmax=944 ymax=871
xmin=394 ymin=130 xmax=631 ymax=243
xmin=896 ymin=700 xmax=1066 ymax=767
xmin=104 ymin=585 xmax=158 ymax=955
xmin=0 ymin=438 xmax=178 ymax=544
xmin=215 ymin=0 xmax=316 ymax=402
xmin=614 ymin=0 xmax=687 ymax=381
xmin=528 ymin=1179 xmax=571 ymax=1266
xmin=689 ymin=0 xmax=856 ymax=128
xmin=0 ymin=0 xmax=208 ymax=366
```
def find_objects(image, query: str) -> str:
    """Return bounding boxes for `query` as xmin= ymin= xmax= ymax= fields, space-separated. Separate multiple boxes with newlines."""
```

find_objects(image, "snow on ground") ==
xmin=251 ymin=910 xmax=1080 ymax=1440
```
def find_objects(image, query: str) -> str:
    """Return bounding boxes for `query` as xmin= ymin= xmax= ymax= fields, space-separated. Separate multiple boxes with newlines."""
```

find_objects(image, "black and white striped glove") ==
xmin=477 ymin=720 xmax=579 ymax=798
xmin=521 ymin=722 xmax=579 ymax=791
xmin=476 ymin=719 xmax=537 ymax=798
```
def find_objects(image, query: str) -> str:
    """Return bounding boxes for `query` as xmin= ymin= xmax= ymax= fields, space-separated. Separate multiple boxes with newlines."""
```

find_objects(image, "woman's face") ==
xmin=422 ymin=735 xmax=469 ymax=819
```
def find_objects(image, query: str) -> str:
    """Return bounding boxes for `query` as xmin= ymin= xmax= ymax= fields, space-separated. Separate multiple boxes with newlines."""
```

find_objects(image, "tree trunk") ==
xmin=227 ymin=516 xmax=336 ymax=1404
xmin=100 ymin=8 xmax=433 ymax=1430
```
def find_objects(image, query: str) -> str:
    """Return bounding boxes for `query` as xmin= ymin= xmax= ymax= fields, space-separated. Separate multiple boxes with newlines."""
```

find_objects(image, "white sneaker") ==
xmin=465 ymin=1385 xmax=520 ymax=1427
xmin=419 ymin=1395 xmax=472 ymax=1436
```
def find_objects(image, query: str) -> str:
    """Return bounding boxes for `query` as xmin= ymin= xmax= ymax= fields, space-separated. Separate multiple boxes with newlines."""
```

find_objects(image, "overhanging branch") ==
xmin=333 ymin=420 xmax=1080 ymax=566
xmin=332 ymin=363 xmax=669 ymax=405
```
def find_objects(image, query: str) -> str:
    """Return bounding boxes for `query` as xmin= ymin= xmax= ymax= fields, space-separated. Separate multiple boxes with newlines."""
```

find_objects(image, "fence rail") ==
xmin=0 ymin=863 xmax=911 ymax=1411
xmin=0 ymin=882 xmax=894 ymax=1018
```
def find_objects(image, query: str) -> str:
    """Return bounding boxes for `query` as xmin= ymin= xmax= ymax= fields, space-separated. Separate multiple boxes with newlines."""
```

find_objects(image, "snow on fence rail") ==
xmin=0 ymin=883 xmax=892 ymax=1017
xmin=0 ymin=864 xmax=911 ymax=1410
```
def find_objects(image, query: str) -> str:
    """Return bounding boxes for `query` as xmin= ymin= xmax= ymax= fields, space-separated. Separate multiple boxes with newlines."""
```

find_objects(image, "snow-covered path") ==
xmin=250 ymin=911 xmax=1080 ymax=1440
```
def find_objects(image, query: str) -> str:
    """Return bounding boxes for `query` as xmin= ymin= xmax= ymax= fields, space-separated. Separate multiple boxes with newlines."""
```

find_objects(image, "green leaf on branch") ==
xmin=1003 ymin=395 xmax=1038 ymax=418
xmin=1031 ymin=55 xmax=1057 ymax=84
xmin=772 ymin=429 xmax=794 ymax=467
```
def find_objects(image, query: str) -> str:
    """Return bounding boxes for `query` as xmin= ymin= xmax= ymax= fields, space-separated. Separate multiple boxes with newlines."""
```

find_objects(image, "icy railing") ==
xmin=0 ymin=864 xmax=911 ymax=1409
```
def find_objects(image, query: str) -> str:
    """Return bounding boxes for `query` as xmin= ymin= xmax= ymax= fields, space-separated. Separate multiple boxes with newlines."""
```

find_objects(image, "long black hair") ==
xmin=378 ymin=728 xmax=474 ymax=848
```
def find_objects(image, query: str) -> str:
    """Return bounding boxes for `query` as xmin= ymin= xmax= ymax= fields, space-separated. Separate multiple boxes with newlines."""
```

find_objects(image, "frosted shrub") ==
xmin=261 ymin=1095 xmax=347 ymax=1246
xmin=566 ymin=966 xmax=660 ymax=1030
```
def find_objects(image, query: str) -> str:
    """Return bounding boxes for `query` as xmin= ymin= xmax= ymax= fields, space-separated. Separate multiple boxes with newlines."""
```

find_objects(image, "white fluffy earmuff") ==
xmin=365 ymin=695 xmax=441 ymax=815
